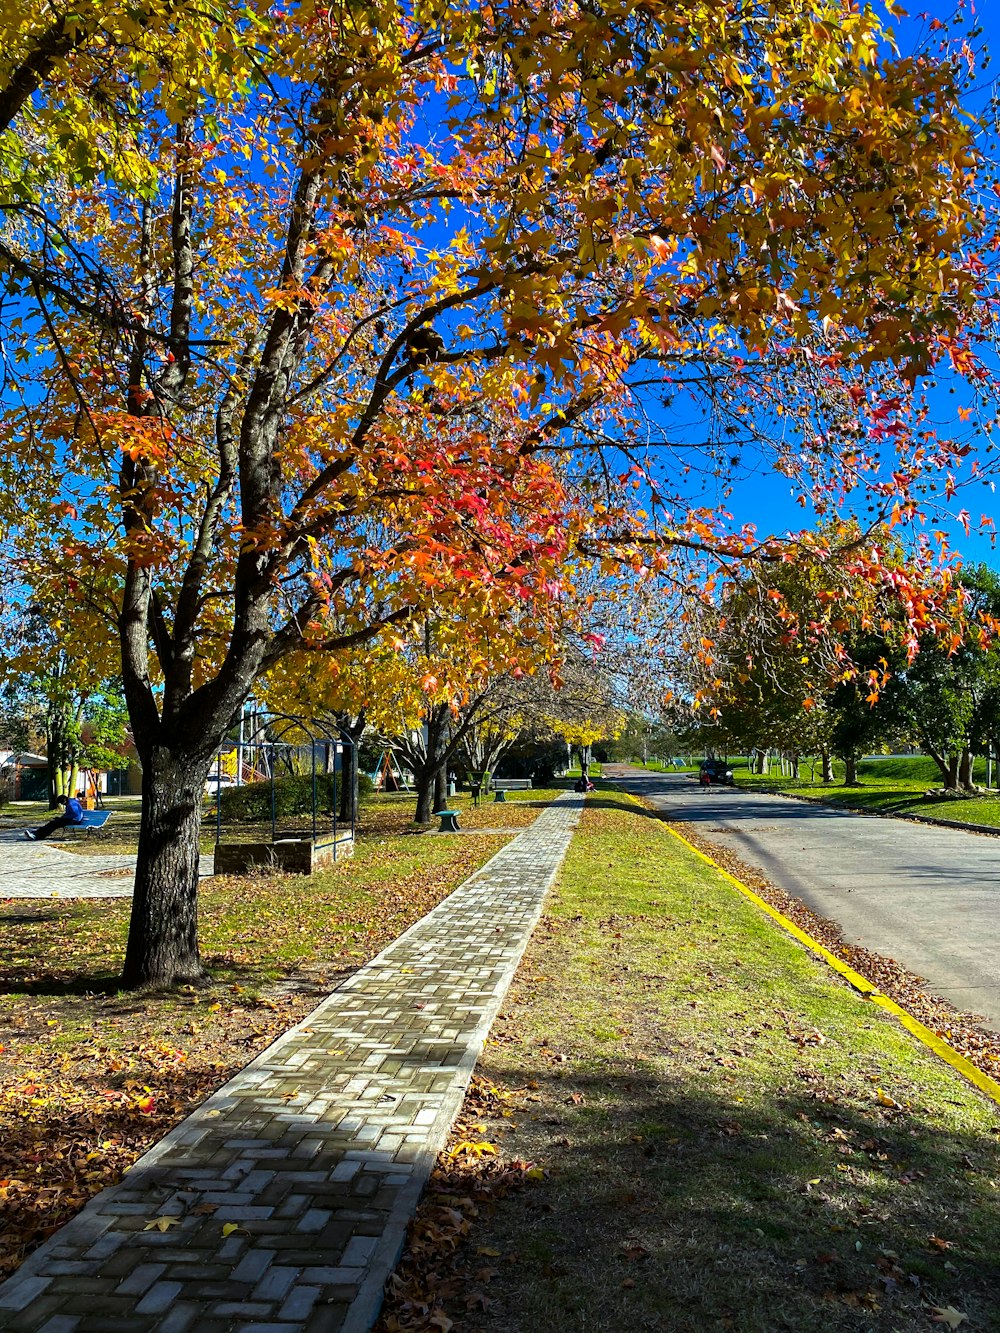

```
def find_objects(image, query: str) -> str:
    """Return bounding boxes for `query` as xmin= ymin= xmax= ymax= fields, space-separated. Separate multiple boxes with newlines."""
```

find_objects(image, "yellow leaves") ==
xmin=144 ymin=1216 xmax=179 ymax=1232
xmin=221 ymin=1222 xmax=248 ymax=1238
xmin=930 ymin=1308 xmax=968 ymax=1329
xmin=874 ymin=1088 xmax=902 ymax=1110
xmin=447 ymin=1141 xmax=498 ymax=1160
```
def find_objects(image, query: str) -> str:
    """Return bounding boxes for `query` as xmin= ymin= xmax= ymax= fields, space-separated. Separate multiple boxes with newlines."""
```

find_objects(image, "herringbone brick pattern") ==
xmin=0 ymin=795 xmax=581 ymax=1332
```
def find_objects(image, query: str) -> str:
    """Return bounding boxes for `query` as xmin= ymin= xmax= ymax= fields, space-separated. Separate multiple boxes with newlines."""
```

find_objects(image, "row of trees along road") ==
xmin=268 ymin=623 xmax=622 ymax=824
xmin=1 ymin=0 xmax=997 ymax=985
xmin=681 ymin=542 xmax=1000 ymax=793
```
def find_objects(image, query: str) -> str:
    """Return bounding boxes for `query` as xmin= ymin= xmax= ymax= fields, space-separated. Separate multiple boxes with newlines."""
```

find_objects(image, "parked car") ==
xmin=698 ymin=759 xmax=734 ymax=787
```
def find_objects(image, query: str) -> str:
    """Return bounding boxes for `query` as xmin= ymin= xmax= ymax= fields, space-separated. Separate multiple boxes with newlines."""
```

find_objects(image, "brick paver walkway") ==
xmin=0 ymin=832 xmax=214 ymax=899
xmin=0 ymin=794 xmax=582 ymax=1332
xmin=0 ymin=831 xmax=136 ymax=898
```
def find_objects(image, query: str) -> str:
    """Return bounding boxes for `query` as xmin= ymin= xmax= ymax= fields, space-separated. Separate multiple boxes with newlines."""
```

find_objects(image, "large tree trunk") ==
xmin=336 ymin=712 xmax=366 ymax=826
xmin=414 ymin=764 xmax=436 ymax=823
xmin=434 ymin=765 xmax=448 ymax=812
xmin=820 ymin=747 xmax=833 ymax=783
xmin=959 ymin=747 xmax=974 ymax=791
xmin=122 ymin=748 xmax=209 ymax=988
xmin=924 ymin=745 xmax=957 ymax=789
xmin=404 ymin=703 xmax=454 ymax=823
xmin=844 ymin=755 xmax=859 ymax=785
xmin=339 ymin=740 xmax=357 ymax=823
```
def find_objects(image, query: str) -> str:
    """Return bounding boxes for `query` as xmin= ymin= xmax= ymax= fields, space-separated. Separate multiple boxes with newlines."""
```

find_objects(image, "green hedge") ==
xmin=219 ymin=772 xmax=373 ymax=822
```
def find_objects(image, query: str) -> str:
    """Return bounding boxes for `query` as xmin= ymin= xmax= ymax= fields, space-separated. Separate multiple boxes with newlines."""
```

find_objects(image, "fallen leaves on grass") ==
xmin=929 ymin=1306 xmax=968 ymax=1328
xmin=0 ymin=832 xmax=513 ymax=1280
xmin=447 ymin=1141 xmax=498 ymax=1160
xmin=670 ymin=822 xmax=1000 ymax=1094
xmin=376 ymin=1078 xmax=539 ymax=1332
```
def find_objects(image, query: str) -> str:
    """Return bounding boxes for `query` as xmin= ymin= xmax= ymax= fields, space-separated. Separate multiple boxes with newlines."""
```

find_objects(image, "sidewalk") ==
xmin=0 ymin=831 xmax=213 ymax=899
xmin=0 ymin=793 xmax=582 ymax=1333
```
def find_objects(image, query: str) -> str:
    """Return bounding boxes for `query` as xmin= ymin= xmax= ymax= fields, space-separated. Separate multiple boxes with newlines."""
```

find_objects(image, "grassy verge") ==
xmin=729 ymin=756 xmax=1000 ymax=830
xmin=0 ymin=789 xmax=564 ymax=1279
xmin=381 ymin=792 xmax=1000 ymax=1332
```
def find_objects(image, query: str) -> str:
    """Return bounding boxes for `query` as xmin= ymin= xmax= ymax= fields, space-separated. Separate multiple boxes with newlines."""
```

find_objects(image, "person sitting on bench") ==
xmin=25 ymin=794 xmax=85 ymax=840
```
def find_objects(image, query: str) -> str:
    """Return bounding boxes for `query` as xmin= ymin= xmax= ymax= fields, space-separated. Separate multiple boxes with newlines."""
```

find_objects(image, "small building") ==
xmin=0 ymin=752 xmax=49 ymax=801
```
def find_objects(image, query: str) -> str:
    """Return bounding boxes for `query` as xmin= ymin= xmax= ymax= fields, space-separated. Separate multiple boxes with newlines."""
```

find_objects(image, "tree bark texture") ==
xmin=844 ymin=755 xmax=858 ymax=785
xmin=414 ymin=766 xmax=436 ymax=824
xmin=821 ymin=748 xmax=833 ymax=783
xmin=925 ymin=746 xmax=959 ymax=789
xmin=122 ymin=747 xmax=210 ymax=988
xmin=335 ymin=712 xmax=366 ymax=826
xmin=339 ymin=740 xmax=357 ymax=824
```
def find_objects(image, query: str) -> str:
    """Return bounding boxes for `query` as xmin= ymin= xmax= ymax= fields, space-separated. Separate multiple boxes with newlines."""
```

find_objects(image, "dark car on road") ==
xmin=698 ymin=758 xmax=735 ymax=787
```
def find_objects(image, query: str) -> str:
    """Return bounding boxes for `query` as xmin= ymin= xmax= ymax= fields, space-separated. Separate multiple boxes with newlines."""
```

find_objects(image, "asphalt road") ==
xmin=606 ymin=766 xmax=1000 ymax=1031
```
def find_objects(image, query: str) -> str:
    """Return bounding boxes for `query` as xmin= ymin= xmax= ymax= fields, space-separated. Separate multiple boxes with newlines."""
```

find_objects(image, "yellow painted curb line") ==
xmin=663 ymin=821 xmax=1000 ymax=1107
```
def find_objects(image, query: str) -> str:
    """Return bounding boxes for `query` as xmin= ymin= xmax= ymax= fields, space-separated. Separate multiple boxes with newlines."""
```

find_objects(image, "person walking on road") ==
xmin=25 ymin=794 xmax=85 ymax=840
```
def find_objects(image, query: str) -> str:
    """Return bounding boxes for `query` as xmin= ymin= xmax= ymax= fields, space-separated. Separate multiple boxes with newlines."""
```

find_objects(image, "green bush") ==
xmin=219 ymin=771 xmax=374 ymax=822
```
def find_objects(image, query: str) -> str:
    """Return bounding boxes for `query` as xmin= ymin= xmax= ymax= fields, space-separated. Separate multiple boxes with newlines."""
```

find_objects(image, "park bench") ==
xmin=435 ymin=809 xmax=461 ymax=833
xmin=62 ymin=811 xmax=113 ymax=834
xmin=491 ymin=778 xmax=532 ymax=803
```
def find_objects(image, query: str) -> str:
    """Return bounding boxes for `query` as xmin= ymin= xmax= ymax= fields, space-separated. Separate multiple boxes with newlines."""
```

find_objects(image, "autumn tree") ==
xmin=1 ymin=0 xmax=993 ymax=987
xmin=0 ymin=597 xmax=127 ymax=802
xmin=672 ymin=528 xmax=953 ymax=782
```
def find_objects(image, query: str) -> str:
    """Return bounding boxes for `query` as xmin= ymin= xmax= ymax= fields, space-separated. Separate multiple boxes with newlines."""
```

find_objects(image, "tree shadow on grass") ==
xmin=580 ymin=791 xmax=671 ymax=820
xmin=465 ymin=1058 xmax=1000 ymax=1333
xmin=0 ymin=970 xmax=127 ymax=998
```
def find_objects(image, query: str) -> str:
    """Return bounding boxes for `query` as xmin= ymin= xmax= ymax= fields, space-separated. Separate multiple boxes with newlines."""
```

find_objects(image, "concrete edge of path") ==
xmin=655 ymin=810 xmax=1000 ymax=1109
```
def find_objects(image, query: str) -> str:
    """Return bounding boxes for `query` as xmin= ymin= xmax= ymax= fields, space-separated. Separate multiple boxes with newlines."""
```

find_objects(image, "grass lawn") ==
xmin=616 ymin=758 xmax=700 ymax=774
xmin=730 ymin=755 xmax=1000 ymax=830
xmin=0 ymin=787 xmax=566 ymax=855
xmin=382 ymin=791 xmax=1000 ymax=1333
xmin=0 ymin=788 xmax=561 ymax=1280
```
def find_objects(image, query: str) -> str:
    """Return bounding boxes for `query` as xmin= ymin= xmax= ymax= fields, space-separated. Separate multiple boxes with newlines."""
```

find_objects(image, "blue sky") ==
xmin=702 ymin=0 xmax=1000 ymax=568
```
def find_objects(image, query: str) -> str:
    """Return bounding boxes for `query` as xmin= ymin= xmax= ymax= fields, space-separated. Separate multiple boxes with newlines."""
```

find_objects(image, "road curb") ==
xmin=662 ymin=821 xmax=1000 ymax=1108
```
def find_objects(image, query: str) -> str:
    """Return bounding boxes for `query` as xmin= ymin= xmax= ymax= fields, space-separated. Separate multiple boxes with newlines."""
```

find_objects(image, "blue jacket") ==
xmin=65 ymin=797 xmax=84 ymax=823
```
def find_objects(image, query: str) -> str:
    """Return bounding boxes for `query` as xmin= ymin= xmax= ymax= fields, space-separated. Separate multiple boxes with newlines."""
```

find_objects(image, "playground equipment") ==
xmin=211 ymin=713 xmax=357 ymax=875
xmin=370 ymin=750 xmax=411 ymax=792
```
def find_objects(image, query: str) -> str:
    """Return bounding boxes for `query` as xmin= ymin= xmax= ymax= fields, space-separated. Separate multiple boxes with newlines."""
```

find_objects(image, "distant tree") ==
xmin=889 ymin=567 xmax=1000 ymax=790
